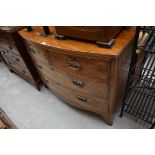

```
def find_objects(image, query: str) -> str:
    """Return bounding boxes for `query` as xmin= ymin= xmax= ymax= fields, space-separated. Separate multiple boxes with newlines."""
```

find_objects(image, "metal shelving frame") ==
xmin=120 ymin=26 xmax=155 ymax=129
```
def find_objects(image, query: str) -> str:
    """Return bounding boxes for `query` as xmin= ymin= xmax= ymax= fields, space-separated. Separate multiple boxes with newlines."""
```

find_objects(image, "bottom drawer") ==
xmin=0 ymin=48 xmax=26 ymax=67
xmin=11 ymin=63 xmax=32 ymax=79
xmin=8 ymin=65 xmax=35 ymax=85
xmin=41 ymin=74 xmax=108 ymax=113
xmin=2 ymin=55 xmax=32 ymax=79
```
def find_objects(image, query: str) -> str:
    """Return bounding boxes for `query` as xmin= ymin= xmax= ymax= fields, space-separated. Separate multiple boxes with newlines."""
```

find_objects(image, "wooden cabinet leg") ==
xmin=9 ymin=69 xmax=14 ymax=73
xmin=36 ymin=84 xmax=41 ymax=91
xmin=100 ymin=112 xmax=113 ymax=126
xmin=44 ymin=84 xmax=49 ymax=89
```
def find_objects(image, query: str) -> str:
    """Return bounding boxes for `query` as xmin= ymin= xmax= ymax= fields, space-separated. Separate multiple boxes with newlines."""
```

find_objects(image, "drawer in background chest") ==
xmin=0 ymin=41 xmax=20 ymax=55
xmin=0 ymin=48 xmax=26 ymax=67
xmin=0 ymin=54 xmax=32 ymax=79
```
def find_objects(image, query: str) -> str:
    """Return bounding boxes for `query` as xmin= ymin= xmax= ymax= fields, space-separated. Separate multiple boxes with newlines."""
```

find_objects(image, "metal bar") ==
xmin=149 ymin=88 xmax=155 ymax=123
xmin=120 ymin=27 xmax=155 ymax=128
xmin=120 ymin=27 xmax=141 ymax=117
xmin=140 ymin=27 xmax=155 ymax=31
xmin=125 ymin=89 xmax=139 ymax=113
xmin=144 ymin=95 xmax=155 ymax=123
xmin=125 ymin=53 xmax=155 ymax=125
xmin=127 ymin=53 xmax=154 ymax=114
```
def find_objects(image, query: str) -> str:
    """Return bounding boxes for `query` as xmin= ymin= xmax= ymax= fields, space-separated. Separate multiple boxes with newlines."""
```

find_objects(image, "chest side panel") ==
xmin=109 ymin=39 xmax=134 ymax=112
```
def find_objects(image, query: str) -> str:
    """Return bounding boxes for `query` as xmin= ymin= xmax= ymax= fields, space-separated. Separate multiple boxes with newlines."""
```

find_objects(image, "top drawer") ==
xmin=46 ymin=50 xmax=110 ymax=82
xmin=0 ymin=41 xmax=20 ymax=55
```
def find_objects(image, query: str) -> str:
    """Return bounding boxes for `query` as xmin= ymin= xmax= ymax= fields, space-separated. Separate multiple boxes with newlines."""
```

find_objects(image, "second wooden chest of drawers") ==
xmin=0 ymin=26 xmax=41 ymax=90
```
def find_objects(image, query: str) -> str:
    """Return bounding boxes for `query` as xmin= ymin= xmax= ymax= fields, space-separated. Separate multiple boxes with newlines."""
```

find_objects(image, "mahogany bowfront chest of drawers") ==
xmin=19 ymin=27 xmax=136 ymax=125
xmin=0 ymin=26 xmax=41 ymax=90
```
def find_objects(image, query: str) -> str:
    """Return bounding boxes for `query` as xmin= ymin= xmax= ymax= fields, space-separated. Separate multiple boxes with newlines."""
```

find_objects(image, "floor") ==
xmin=0 ymin=62 xmax=148 ymax=129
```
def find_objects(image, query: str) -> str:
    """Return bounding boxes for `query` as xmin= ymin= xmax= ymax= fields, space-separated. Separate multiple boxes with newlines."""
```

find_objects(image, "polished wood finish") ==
xmin=0 ymin=107 xmax=17 ymax=129
xmin=19 ymin=27 xmax=136 ymax=125
xmin=55 ymin=26 xmax=123 ymax=48
xmin=0 ymin=26 xmax=41 ymax=90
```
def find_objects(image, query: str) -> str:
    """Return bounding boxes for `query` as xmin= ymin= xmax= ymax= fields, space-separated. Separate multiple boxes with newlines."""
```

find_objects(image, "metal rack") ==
xmin=120 ymin=27 xmax=155 ymax=129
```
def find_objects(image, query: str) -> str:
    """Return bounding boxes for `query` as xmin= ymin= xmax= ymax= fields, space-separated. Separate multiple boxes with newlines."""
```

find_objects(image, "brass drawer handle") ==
xmin=73 ymin=80 xmax=85 ymax=87
xmin=76 ymin=96 xmax=87 ymax=102
xmin=35 ymin=64 xmax=42 ymax=69
xmin=1 ymin=50 xmax=5 ymax=55
xmin=67 ymin=62 xmax=80 ymax=70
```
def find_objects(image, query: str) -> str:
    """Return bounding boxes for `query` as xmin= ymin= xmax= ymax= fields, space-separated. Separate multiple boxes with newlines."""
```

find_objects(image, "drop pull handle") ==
xmin=67 ymin=62 xmax=80 ymax=70
xmin=73 ymin=80 xmax=85 ymax=87
xmin=76 ymin=96 xmax=87 ymax=102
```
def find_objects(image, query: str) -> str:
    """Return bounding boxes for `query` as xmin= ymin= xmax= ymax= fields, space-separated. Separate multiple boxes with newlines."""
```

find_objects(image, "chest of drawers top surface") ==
xmin=19 ymin=27 xmax=136 ymax=58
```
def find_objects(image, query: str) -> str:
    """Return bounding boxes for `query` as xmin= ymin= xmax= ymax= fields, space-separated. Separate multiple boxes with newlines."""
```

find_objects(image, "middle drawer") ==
xmin=0 ymin=48 xmax=26 ymax=67
xmin=35 ymin=61 xmax=109 ymax=100
xmin=0 ymin=40 xmax=20 ymax=55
